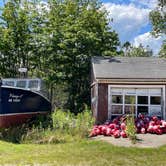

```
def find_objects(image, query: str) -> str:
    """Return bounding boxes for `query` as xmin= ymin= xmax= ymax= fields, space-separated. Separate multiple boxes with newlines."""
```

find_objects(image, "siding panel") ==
xmin=97 ymin=84 xmax=108 ymax=123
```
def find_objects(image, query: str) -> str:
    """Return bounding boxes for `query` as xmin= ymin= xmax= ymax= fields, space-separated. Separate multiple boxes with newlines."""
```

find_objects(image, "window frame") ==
xmin=108 ymin=85 xmax=165 ymax=119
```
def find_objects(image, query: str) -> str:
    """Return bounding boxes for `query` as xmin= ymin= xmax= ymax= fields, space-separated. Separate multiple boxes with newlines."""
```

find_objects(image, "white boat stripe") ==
xmin=0 ymin=111 xmax=49 ymax=117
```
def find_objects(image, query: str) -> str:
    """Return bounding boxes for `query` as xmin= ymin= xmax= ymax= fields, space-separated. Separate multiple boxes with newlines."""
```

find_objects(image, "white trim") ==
xmin=108 ymin=84 xmax=111 ymax=120
xmin=163 ymin=86 xmax=166 ymax=120
xmin=97 ymin=79 xmax=166 ymax=84
xmin=108 ymin=85 xmax=165 ymax=119
xmin=109 ymin=85 xmax=165 ymax=88
xmin=0 ymin=111 xmax=48 ymax=117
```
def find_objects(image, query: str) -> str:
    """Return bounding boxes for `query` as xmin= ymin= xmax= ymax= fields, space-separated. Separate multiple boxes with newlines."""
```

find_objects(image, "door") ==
xmin=108 ymin=86 xmax=163 ymax=119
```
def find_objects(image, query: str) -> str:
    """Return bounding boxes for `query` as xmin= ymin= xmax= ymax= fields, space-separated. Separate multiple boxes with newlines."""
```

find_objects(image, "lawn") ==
xmin=0 ymin=139 xmax=166 ymax=166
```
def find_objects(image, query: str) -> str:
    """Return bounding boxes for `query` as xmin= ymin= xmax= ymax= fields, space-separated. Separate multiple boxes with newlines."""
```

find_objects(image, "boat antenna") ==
xmin=18 ymin=67 xmax=28 ymax=78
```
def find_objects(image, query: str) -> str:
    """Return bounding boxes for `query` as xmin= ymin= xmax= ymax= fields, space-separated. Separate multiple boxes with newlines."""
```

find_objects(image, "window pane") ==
xmin=125 ymin=106 xmax=135 ymax=114
xmin=150 ymin=106 xmax=162 ymax=117
xmin=112 ymin=95 xmax=122 ymax=104
xmin=4 ymin=81 xmax=14 ymax=86
xmin=138 ymin=96 xmax=148 ymax=104
xmin=150 ymin=96 xmax=161 ymax=105
xmin=137 ymin=106 xmax=148 ymax=115
xmin=112 ymin=105 xmax=122 ymax=114
xmin=29 ymin=80 xmax=39 ymax=89
xmin=16 ymin=81 xmax=26 ymax=88
xmin=125 ymin=96 xmax=135 ymax=104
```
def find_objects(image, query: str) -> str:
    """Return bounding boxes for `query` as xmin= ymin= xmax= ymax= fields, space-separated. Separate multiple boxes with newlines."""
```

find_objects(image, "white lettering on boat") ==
xmin=8 ymin=93 xmax=23 ymax=102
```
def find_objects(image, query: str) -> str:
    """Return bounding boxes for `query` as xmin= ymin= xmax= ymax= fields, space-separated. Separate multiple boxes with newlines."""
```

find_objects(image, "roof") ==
xmin=92 ymin=56 xmax=166 ymax=81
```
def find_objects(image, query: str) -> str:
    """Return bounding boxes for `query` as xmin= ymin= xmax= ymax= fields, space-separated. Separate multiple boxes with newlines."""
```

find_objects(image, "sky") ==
xmin=102 ymin=0 xmax=165 ymax=55
xmin=0 ymin=0 xmax=165 ymax=55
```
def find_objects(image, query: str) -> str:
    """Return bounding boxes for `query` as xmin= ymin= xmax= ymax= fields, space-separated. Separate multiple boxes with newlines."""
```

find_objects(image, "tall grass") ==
xmin=21 ymin=108 xmax=94 ymax=144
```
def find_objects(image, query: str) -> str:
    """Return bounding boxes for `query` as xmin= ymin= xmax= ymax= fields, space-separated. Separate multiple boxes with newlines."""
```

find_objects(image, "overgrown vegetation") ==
xmin=0 ymin=108 xmax=94 ymax=144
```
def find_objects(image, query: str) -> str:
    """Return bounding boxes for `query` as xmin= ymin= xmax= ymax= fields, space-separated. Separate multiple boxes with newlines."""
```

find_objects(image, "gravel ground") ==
xmin=92 ymin=134 xmax=166 ymax=148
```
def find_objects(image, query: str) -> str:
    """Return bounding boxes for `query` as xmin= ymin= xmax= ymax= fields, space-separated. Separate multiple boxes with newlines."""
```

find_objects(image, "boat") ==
xmin=0 ymin=78 xmax=52 ymax=128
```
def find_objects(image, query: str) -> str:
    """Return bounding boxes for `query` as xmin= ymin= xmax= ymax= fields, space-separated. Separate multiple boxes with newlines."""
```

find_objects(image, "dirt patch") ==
xmin=92 ymin=134 xmax=166 ymax=148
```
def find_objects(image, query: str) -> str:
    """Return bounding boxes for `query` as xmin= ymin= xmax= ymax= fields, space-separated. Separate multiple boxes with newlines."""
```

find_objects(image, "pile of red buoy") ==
xmin=90 ymin=115 xmax=166 ymax=138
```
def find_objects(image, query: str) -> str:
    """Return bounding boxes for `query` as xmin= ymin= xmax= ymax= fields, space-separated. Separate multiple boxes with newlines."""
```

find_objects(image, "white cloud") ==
xmin=130 ymin=0 xmax=158 ymax=9
xmin=133 ymin=32 xmax=165 ymax=55
xmin=104 ymin=3 xmax=150 ymax=42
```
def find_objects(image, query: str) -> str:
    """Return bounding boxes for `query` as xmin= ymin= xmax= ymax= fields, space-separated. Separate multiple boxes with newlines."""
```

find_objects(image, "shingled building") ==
xmin=91 ymin=56 xmax=166 ymax=123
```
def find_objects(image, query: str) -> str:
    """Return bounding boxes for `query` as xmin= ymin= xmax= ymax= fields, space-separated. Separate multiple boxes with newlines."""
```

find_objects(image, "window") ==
xmin=150 ymin=96 xmax=161 ymax=105
xmin=16 ymin=81 xmax=26 ymax=88
xmin=109 ymin=87 xmax=163 ymax=119
xmin=111 ymin=95 xmax=123 ymax=115
xmin=112 ymin=95 xmax=122 ymax=104
xmin=3 ymin=81 xmax=14 ymax=86
xmin=138 ymin=96 xmax=148 ymax=104
xmin=125 ymin=105 xmax=136 ymax=114
xmin=125 ymin=96 xmax=135 ymax=104
xmin=28 ymin=80 xmax=39 ymax=89
xmin=137 ymin=106 xmax=148 ymax=115
xmin=112 ymin=105 xmax=123 ymax=114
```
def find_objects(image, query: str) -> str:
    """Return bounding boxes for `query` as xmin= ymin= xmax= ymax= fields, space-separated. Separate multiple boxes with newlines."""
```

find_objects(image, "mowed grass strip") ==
xmin=0 ymin=140 xmax=166 ymax=166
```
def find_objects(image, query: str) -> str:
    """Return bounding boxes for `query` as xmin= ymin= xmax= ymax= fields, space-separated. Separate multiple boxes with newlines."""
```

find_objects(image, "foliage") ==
xmin=0 ymin=0 xmax=120 ymax=112
xmin=159 ymin=41 xmax=166 ymax=57
xmin=0 ymin=125 xmax=28 ymax=143
xmin=126 ymin=115 xmax=137 ymax=144
xmin=149 ymin=0 xmax=165 ymax=56
xmin=52 ymin=108 xmax=94 ymax=138
xmin=122 ymin=42 xmax=153 ymax=57
xmin=149 ymin=0 xmax=166 ymax=36
xmin=21 ymin=108 xmax=94 ymax=144
xmin=44 ymin=0 xmax=120 ymax=112
xmin=0 ymin=0 xmax=34 ymax=77
xmin=125 ymin=100 xmax=137 ymax=144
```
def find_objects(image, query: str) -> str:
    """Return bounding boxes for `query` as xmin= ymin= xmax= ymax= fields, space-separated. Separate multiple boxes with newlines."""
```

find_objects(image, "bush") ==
xmin=22 ymin=107 xmax=94 ymax=144
xmin=52 ymin=107 xmax=94 ymax=137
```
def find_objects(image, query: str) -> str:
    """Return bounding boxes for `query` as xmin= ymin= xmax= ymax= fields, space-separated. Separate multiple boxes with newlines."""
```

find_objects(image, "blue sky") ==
xmin=102 ymin=0 xmax=165 ymax=54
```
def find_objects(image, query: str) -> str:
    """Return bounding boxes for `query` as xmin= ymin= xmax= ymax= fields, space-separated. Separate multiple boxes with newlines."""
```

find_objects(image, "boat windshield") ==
xmin=2 ymin=78 xmax=49 ymax=99
xmin=2 ymin=78 xmax=42 ymax=91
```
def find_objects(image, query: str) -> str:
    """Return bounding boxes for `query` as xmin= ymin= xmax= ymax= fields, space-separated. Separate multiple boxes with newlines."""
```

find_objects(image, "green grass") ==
xmin=0 ymin=139 xmax=166 ymax=166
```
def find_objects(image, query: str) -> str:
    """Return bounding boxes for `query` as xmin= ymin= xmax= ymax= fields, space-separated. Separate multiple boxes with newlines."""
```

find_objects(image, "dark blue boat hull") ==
xmin=0 ymin=86 xmax=51 ymax=127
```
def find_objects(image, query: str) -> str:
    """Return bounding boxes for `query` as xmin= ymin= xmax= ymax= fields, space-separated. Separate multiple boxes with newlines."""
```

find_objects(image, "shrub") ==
xmin=52 ymin=107 xmax=94 ymax=137
xmin=22 ymin=107 xmax=94 ymax=144
xmin=125 ymin=103 xmax=137 ymax=144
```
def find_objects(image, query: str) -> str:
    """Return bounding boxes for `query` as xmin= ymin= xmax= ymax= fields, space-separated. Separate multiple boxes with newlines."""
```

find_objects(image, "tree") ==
xmin=45 ymin=0 xmax=120 ymax=113
xmin=149 ymin=0 xmax=165 ymax=57
xmin=122 ymin=41 xmax=132 ymax=56
xmin=122 ymin=43 xmax=153 ymax=57
xmin=0 ymin=0 xmax=34 ymax=77
xmin=159 ymin=41 xmax=166 ymax=57
xmin=149 ymin=0 xmax=166 ymax=36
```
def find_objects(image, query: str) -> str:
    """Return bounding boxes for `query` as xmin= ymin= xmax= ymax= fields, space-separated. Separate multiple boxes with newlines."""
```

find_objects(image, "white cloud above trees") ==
xmin=104 ymin=3 xmax=150 ymax=42
xmin=133 ymin=32 xmax=165 ymax=55
xmin=103 ymin=0 xmax=165 ymax=55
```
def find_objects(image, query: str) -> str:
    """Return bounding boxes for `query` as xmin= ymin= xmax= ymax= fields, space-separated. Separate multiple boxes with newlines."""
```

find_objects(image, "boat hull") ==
xmin=0 ymin=86 xmax=51 ymax=128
